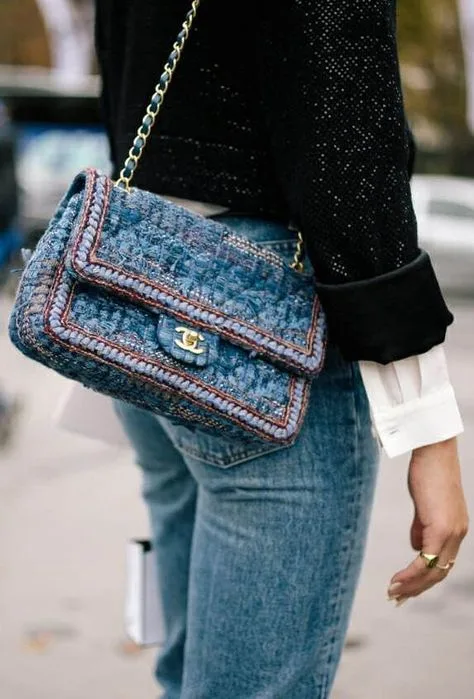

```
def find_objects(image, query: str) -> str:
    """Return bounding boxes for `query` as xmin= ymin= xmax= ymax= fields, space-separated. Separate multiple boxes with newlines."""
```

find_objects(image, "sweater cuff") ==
xmin=315 ymin=251 xmax=453 ymax=364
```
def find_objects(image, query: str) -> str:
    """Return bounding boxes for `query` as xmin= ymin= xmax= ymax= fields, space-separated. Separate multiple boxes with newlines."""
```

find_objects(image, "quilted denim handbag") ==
xmin=9 ymin=0 xmax=327 ymax=445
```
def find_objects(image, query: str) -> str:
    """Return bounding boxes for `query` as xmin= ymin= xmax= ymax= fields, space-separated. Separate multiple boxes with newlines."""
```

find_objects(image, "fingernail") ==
xmin=396 ymin=597 xmax=409 ymax=608
xmin=388 ymin=582 xmax=403 ymax=595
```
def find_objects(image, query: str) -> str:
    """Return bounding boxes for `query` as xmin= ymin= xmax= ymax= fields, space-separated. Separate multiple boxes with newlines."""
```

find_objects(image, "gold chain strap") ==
xmin=114 ymin=0 xmax=305 ymax=271
xmin=115 ymin=0 xmax=201 ymax=192
xmin=290 ymin=232 xmax=305 ymax=271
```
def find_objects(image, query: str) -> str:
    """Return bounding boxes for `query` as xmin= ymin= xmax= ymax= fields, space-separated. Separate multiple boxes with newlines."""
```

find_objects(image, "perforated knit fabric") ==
xmin=95 ymin=0 xmax=453 ymax=362
xmin=96 ymin=0 xmax=415 ymax=281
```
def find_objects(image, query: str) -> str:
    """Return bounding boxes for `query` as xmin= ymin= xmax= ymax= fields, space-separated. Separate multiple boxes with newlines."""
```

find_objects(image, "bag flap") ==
xmin=65 ymin=170 xmax=326 ymax=375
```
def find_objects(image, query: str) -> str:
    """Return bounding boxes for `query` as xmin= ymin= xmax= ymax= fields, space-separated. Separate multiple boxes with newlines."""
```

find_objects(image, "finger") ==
xmin=435 ymin=534 xmax=462 ymax=573
xmin=389 ymin=559 xmax=448 ymax=600
xmin=388 ymin=527 xmax=450 ymax=597
xmin=388 ymin=552 xmax=436 ymax=599
xmin=425 ymin=531 xmax=463 ymax=577
xmin=399 ymin=553 xmax=455 ymax=599
xmin=389 ymin=535 xmax=461 ymax=599
xmin=410 ymin=514 xmax=423 ymax=551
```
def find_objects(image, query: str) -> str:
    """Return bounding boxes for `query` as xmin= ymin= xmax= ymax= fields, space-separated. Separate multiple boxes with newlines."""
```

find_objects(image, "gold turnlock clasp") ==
xmin=175 ymin=327 xmax=205 ymax=355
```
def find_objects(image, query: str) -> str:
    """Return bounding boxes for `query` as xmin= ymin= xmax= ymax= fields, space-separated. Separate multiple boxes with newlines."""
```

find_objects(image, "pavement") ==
xmin=0 ymin=293 xmax=473 ymax=699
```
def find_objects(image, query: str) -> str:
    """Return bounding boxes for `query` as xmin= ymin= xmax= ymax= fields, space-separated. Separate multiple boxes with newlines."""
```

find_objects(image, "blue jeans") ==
xmin=115 ymin=217 xmax=379 ymax=698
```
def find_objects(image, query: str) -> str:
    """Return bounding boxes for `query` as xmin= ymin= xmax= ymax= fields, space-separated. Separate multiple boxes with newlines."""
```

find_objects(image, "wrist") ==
xmin=412 ymin=436 xmax=457 ymax=457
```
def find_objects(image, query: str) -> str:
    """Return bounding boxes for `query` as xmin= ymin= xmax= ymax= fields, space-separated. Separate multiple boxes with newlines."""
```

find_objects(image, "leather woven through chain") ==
xmin=114 ymin=0 xmax=305 ymax=270
xmin=116 ymin=0 xmax=201 ymax=191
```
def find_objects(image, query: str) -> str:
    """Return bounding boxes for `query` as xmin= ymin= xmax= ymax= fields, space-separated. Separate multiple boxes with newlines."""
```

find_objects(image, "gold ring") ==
xmin=420 ymin=552 xmax=439 ymax=569
xmin=448 ymin=559 xmax=456 ymax=568
xmin=435 ymin=562 xmax=451 ymax=571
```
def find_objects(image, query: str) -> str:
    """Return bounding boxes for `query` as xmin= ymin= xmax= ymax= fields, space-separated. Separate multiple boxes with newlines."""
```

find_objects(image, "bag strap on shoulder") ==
xmin=114 ymin=0 xmax=306 ymax=272
xmin=115 ymin=0 xmax=201 ymax=192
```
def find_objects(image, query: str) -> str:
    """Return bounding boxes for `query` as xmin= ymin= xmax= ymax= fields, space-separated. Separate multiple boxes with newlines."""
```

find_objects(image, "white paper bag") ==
xmin=55 ymin=382 xmax=130 ymax=447
xmin=125 ymin=539 xmax=165 ymax=647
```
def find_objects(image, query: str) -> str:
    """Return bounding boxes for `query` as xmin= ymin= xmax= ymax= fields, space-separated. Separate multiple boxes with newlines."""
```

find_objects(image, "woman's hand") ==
xmin=387 ymin=437 xmax=468 ymax=606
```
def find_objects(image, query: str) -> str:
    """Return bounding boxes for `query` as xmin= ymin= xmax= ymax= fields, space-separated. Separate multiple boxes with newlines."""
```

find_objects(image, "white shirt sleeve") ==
xmin=359 ymin=345 xmax=464 ymax=459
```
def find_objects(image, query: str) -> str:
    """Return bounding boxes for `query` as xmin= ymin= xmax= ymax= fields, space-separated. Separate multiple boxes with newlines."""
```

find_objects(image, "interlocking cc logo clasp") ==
xmin=174 ymin=327 xmax=205 ymax=355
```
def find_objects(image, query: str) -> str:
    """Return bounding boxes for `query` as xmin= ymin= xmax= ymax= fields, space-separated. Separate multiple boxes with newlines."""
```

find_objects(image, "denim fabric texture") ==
xmin=9 ymin=169 xmax=326 ymax=444
xmin=115 ymin=341 xmax=379 ymax=699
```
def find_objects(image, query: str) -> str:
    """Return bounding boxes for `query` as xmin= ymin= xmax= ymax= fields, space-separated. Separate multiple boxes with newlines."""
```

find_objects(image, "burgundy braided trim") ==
xmin=43 ymin=254 xmax=309 ymax=436
xmin=61 ymin=304 xmax=296 ymax=429
xmin=45 ymin=276 xmax=308 ymax=442
xmin=70 ymin=173 xmax=323 ymax=363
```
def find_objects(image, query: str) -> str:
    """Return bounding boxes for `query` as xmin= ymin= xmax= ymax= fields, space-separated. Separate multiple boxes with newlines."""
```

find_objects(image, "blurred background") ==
xmin=0 ymin=1 xmax=473 ymax=698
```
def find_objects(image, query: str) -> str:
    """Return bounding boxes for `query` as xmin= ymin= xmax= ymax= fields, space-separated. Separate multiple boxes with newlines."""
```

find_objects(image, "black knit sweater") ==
xmin=95 ymin=0 xmax=453 ymax=363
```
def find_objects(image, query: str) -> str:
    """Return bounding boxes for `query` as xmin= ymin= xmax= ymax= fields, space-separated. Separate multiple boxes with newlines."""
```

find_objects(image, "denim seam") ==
xmin=182 ymin=496 xmax=219 ymax=694
xmin=315 ymin=365 xmax=364 ymax=697
xmin=174 ymin=441 xmax=285 ymax=468
xmin=318 ymin=500 xmax=364 ymax=696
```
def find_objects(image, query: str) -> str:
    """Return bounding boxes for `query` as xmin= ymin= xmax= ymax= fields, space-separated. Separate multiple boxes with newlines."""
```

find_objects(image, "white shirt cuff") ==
xmin=359 ymin=345 xmax=464 ymax=458
xmin=367 ymin=384 xmax=463 ymax=458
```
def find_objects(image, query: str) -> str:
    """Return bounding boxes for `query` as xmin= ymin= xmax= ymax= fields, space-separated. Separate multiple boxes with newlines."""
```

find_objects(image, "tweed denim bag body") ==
xmin=9 ymin=0 xmax=327 ymax=445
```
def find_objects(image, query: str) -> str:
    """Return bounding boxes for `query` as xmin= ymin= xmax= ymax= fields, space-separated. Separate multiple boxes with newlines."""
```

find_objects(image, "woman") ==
xmin=95 ymin=1 xmax=468 ymax=697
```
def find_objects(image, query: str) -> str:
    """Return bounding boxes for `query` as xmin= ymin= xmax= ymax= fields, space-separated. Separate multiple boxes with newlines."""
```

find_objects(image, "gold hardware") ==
xmin=419 ymin=552 xmax=439 ymax=569
xmin=175 ymin=326 xmax=205 ymax=354
xmin=290 ymin=231 xmax=305 ymax=272
xmin=115 ymin=0 xmax=201 ymax=192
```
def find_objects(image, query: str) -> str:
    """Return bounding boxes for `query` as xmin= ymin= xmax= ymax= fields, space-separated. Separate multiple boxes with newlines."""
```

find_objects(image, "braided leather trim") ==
xmin=69 ymin=170 xmax=326 ymax=376
xmin=43 ymin=268 xmax=312 ymax=444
